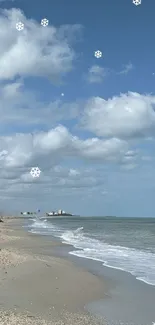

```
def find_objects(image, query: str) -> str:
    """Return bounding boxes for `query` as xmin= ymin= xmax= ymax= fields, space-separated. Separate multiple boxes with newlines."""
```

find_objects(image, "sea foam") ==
xmin=28 ymin=219 xmax=155 ymax=286
xmin=61 ymin=227 xmax=155 ymax=286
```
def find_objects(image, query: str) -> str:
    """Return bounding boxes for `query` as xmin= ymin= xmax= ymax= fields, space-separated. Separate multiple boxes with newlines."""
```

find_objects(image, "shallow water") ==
xmin=22 ymin=216 xmax=155 ymax=325
xmin=25 ymin=216 xmax=155 ymax=287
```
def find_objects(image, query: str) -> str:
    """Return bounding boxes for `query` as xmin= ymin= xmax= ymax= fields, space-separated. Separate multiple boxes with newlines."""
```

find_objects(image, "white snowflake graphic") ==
xmin=94 ymin=50 xmax=102 ymax=59
xmin=30 ymin=167 xmax=41 ymax=178
xmin=132 ymin=0 xmax=141 ymax=5
xmin=16 ymin=22 xmax=24 ymax=31
xmin=41 ymin=18 xmax=49 ymax=27
xmin=61 ymin=93 xmax=64 ymax=96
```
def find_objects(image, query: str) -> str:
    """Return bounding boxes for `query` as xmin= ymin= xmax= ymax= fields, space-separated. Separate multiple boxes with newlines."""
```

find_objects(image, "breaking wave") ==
xmin=26 ymin=220 xmax=155 ymax=286
xmin=61 ymin=227 xmax=155 ymax=286
xmin=27 ymin=218 xmax=58 ymax=234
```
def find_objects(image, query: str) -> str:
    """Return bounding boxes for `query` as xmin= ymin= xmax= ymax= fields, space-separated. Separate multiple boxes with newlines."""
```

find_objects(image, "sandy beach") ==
xmin=0 ymin=217 xmax=105 ymax=325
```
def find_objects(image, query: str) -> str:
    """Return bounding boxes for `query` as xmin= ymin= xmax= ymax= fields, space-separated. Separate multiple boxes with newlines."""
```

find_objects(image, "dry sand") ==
xmin=0 ymin=217 xmax=105 ymax=324
xmin=0 ymin=310 xmax=104 ymax=325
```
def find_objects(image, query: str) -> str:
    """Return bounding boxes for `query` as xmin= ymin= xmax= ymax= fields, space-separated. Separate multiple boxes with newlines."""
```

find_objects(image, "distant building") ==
xmin=46 ymin=210 xmax=73 ymax=217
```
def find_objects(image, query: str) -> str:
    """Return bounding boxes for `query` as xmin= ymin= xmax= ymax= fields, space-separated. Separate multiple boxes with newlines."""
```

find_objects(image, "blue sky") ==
xmin=0 ymin=0 xmax=155 ymax=217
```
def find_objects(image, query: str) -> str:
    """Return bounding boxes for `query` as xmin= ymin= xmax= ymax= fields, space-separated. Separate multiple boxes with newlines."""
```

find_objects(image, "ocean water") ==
xmin=26 ymin=216 xmax=155 ymax=287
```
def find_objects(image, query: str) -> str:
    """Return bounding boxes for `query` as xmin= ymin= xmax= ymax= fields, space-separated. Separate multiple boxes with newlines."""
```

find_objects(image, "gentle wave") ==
xmin=28 ymin=220 xmax=155 ymax=286
xmin=27 ymin=218 xmax=58 ymax=232
xmin=61 ymin=227 xmax=155 ymax=286
xmin=31 ymin=219 xmax=48 ymax=228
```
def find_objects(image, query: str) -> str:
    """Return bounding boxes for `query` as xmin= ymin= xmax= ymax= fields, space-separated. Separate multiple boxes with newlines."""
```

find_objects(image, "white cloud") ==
xmin=73 ymin=136 xmax=128 ymax=161
xmin=0 ymin=121 xmax=142 ymax=212
xmin=0 ymin=8 xmax=154 ymax=215
xmin=86 ymin=65 xmax=108 ymax=83
xmin=81 ymin=92 xmax=155 ymax=138
xmin=119 ymin=62 xmax=133 ymax=75
xmin=0 ymin=126 xmax=129 ymax=169
xmin=69 ymin=169 xmax=80 ymax=176
xmin=0 ymin=8 xmax=81 ymax=81
xmin=0 ymin=123 xmax=132 ymax=205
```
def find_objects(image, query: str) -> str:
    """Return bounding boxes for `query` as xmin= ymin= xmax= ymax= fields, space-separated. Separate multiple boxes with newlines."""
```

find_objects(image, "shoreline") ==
xmin=28 ymin=215 xmax=155 ymax=288
xmin=2 ymin=216 xmax=155 ymax=325
xmin=0 ymin=217 xmax=106 ymax=324
xmin=25 ymin=216 xmax=155 ymax=325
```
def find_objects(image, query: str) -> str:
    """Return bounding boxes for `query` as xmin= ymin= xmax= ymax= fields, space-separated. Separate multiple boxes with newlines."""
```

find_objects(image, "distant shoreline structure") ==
xmin=21 ymin=209 xmax=75 ymax=217
xmin=46 ymin=212 xmax=72 ymax=217
xmin=46 ymin=209 xmax=73 ymax=216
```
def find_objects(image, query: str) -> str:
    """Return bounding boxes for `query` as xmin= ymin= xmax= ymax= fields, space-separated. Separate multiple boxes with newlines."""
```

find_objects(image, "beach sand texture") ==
xmin=0 ymin=217 xmax=105 ymax=325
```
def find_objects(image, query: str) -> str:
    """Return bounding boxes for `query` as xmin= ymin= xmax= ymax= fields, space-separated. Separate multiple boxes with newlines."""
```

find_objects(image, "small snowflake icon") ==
xmin=16 ymin=22 xmax=24 ymax=31
xmin=41 ymin=18 xmax=49 ymax=27
xmin=94 ymin=50 xmax=102 ymax=59
xmin=132 ymin=0 xmax=141 ymax=5
xmin=30 ymin=167 xmax=41 ymax=178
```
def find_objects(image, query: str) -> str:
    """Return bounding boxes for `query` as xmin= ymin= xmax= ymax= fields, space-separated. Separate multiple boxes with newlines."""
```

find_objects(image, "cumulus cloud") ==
xmin=0 ymin=125 xmax=129 ymax=169
xmin=81 ymin=92 xmax=155 ymax=138
xmin=0 ymin=8 xmax=81 ymax=81
xmin=0 ymin=124 xmax=133 ymax=206
xmin=69 ymin=169 xmax=80 ymax=176
xmin=0 ymin=8 xmax=154 ymax=214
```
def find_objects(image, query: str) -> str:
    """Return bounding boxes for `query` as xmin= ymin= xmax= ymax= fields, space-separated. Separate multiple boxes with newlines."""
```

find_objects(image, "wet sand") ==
xmin=0 ymin=217 xmax=105 ymax=325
